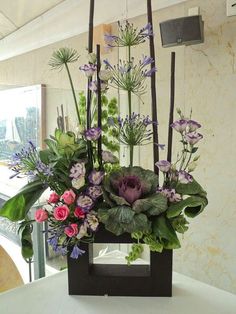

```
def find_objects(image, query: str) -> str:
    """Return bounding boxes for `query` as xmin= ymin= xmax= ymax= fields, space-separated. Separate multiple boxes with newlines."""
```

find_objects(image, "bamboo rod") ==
xmin=96 ymin=44 xmax=103 ymax=170
xmin=167 ymin=52 xmax=176 ymax=163
xmin=147 ymin=0 xmax=159 ymax=175
xmin=87 ymin=0 xmax=95 ymax=167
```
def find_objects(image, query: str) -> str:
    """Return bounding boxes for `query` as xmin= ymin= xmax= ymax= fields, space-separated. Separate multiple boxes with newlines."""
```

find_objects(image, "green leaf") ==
xmin=39 ymin=149 xmax=51 ymax=164
xmin=132 ymin=193 xmax=167 ymax=215
xmin=125 ymin=213 xmax=151 ymax=233
xmin=175 ymin=178 xmax=207 ymax=197
xmin=153 ymin=215 xmax=180 ymax=249
xmin=0 ymin=180 xmax=46 ymax=221
xmin=167 ymin=195 xmax=208 ymax=218
xmin=170 ymin=215 xmax=189 ymax=234
xmin=143 ymin=234 xmax=163 ymax=252
xmin=44 ymin=139 xmax=60 ymax=156
xmin=18 ymin=223 xmax=33 ymax=259
xmin=108 ymin=206 xmax=135 ymax=224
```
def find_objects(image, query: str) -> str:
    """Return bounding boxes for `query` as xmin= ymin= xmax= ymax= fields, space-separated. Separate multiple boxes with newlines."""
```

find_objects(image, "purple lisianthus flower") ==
xmin=99 ymin=69 xmax=113 ymax=81
xmin=178 ymin=170 xmax=193 ymax=184
xmin=144 ymin=67 xmax=157 ymax=77
xmin=87 ymin=213 xmax=99 ymax=231
xmin=77 ymin=194 xmax=94 ymax=211
xmin=187 ymin=120 xmax=201 ymax=132
xmin=118 ymin=175 xmax=142 ymax=204
xmin=184 ymin=132 xmax=203 ymax=145
xmin=70 ymin=162 xmax=86 ymax=179
xmin=155 ymin=160 xmax=171 ymax=172
xmin=102 ymin=151 xmax=118 ymax=163
xmin=84 ymin=127 xmax=101 ymax=141
xmin=89 ymin=80 xmax=108 ymax=93
xmin=157 ymin=188 xmax=181 ymax=203
xmin=171 ymin=119 xmax=188 ymax=133
xmin=87 ymin=185 xmax=103 ymax=200
xmin=70 ymin=245 xmax=85 ymax=259
xmin=88 ymin=170 xmax=104 ymax=185
xmin=79 ymin=64 xmax=97 ymax=77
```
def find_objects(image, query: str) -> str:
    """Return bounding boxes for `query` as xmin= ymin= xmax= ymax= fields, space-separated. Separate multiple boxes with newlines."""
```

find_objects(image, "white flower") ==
xmin=72 ymin=177 xmax=85 ymax=190
xmin=87 ymin=213 xmax=99 ymax=231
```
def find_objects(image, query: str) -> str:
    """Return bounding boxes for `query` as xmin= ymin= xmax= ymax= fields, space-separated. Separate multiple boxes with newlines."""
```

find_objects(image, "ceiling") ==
xmin=0 ymin=0 xmax=188 ymax=61
xmin=0 ymin=0 xmax=64 ymax=39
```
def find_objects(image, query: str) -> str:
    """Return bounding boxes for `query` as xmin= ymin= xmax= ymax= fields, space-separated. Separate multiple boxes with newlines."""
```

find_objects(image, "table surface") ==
xmin=0 ymin=270 xmax=236 ymax=314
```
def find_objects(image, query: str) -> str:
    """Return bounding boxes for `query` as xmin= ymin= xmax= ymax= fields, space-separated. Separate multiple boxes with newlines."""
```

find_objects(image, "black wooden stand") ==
xmin=67 ymin=225 xmax=172 ymax=296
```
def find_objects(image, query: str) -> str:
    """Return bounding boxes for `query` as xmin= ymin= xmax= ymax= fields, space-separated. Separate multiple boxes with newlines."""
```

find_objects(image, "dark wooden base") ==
xmin=67 ymin=225 xmax=173 ymax=296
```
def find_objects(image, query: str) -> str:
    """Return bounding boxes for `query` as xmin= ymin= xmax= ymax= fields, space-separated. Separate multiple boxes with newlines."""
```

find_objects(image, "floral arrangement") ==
xmin=0 ymin=20 xmax=207 ymax=263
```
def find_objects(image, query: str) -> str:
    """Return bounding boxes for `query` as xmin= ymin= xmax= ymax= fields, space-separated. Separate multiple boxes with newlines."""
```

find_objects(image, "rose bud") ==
xmin=35 ymin=209 xmax=48 ymax=223
xmin=48 ymin=192 xmax=60 ymax=203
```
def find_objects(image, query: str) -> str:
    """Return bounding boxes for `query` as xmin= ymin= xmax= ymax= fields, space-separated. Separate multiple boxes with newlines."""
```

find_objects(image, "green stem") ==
xmin=130 ymin=145 xmax=133 ymax=167
xmin=128 ymin=45 xmax=132 ymax=118
xmin=183 ymin=147 xmax=193 ymax=171
xmin=65 ymin=63 xmax=81 ymax=125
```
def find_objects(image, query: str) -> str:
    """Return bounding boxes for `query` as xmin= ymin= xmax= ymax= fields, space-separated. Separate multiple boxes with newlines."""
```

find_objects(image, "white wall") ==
xmin=0 ymin=0 xmax=235 ymax=294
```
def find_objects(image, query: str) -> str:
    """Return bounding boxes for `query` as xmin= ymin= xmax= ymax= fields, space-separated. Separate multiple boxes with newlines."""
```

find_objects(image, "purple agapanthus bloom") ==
xmin=187 ymin=120 xmax=201 ymax=132
xmin=171 ymin=119 xmax=188 ymax=133
xmin=154 ymin=143 xmax=165 ymax=150
xmin=79 ymin=64 xmax=97 ymax=77
xmin=118 ymin=175 xmax=142 ymax=204
xmin=87 ymin=185 xmax=103 ymax=200
xmin=36 ymin=160 xmax=53 ymax=176
xmin=178 ymin=170 xmax=193 ymax=184
xmin=70 ymin=245 xmax=85 ymax=259
xmin=55 ymin=246 xmax=67 ymax=255
xmin=144 ymin=67 xmax=157 ymax=77
xmin=184 ymin=132 xmax=203 ymax=145
xmin=84 ymin=127 xmax=102 ymax=141
xmin=155 ymin=160 xmax=171 ymax=172
xmin=77 ymin=194 xmax=94 ymax=211
xmin=70 ymin=162 xmax=86 ymax=179
xmin=88 ymin=170 xmax=104 ymax=185
xmin=103 ymin=59 xmax=112 ymax=68
xmin=140 ymin=23 xmax=153 ymax=37
xmin=47 ymin=236 xmax=58 ymax=251
xmin=141 ymin=55 xmax=154 ymax=67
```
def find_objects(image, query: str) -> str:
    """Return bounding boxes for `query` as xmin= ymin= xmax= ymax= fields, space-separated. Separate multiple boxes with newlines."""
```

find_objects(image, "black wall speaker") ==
xmin=159 ymin=15 xmax=204 ymax=47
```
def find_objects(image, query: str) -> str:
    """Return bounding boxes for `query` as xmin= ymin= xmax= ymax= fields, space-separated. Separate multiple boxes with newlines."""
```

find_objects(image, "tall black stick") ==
xmin=96 ymin=44 xmax=103 ymax=170
xmin=167 ymin=52 xmax=176 ymax=162
xmin=87 ymin=0 xmax=95 ymax=167
xmin=147 ymin=0 xmax=159 ymax=175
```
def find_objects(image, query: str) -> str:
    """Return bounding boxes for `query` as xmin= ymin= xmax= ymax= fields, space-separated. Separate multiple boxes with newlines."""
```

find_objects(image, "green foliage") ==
xmin=0 ymin=180 xmax=46 ymax=221
xmin=153 ymin=215 xmax=181 ymax=250
xmin=170 ymin=215 xmax=189 ymax=234
xmin=125 ymin=243 xmax=143 ymax=265
xmin=143 ymin=234 xmax=163 ymax=252
xmin=18 ymin=220 xmax=34 ymax=260
xmin=48 ymin=47 xmax=79 ymax=70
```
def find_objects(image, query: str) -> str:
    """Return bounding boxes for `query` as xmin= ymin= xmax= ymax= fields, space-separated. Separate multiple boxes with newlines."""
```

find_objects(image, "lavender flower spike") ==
xmin=171 ymin=119 xmax=188 ymax=133
xmin=84 ymin=127 xmax=101 ymax=141
xmin=178 ymin=170 xmax=193 ymax=184
xmin=155 ymin=160 xmax=171 ymax=172
xmin=70 ymin=245 xmax=85 ymax=259
xmin=184 ymin=132 xmax=203 ymax=145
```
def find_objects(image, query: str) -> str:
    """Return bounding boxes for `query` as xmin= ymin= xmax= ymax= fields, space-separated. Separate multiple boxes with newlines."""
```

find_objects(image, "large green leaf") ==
xmin=174 ymin=179 xmax=207 ymax=197
xmin=0 ymin=180 xmax=46 ymax=221
xmin=153 ymin=215 xmax=180 ymax=249
xmin=18 ymin=223 xmax=33 ymax=259
xmin=98 ymin=206 xmax=150 ymax=236
xmin=167 ymin=195 xmax=208 ymax=219
xmin=132 ymin=193 xmax=167 ymax=215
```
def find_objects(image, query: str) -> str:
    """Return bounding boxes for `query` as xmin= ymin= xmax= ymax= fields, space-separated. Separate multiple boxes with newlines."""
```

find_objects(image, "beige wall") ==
xmin=0 ymin=0 xmax=236 ymax=294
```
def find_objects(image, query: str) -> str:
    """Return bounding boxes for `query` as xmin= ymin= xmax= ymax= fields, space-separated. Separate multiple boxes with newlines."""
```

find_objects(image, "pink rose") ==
xmin=61 ymin=189 xmax=76 ymax=205
xmin=74 ymin=207 xmax=85 ymax=219
xmin=53 ymin=205 xmax=70 ymax=221
xmin=35 ymin=209 xmax=48 ymax=223
xmin=64 ymin=223 xmax=78 ymax=237
xmin=48 ymin=192 xmax=60 ymax=203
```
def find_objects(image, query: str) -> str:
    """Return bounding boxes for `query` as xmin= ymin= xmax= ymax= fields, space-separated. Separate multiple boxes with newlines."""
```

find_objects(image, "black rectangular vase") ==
xmin=67 ymin=225 xmax=172 ymax=296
